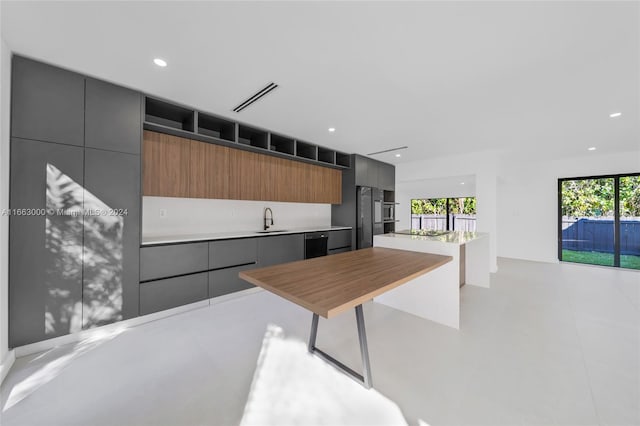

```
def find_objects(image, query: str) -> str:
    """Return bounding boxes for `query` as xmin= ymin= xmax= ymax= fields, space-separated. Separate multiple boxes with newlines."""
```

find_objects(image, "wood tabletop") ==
xmin=239 ymin=247 xmax=452 ymax=319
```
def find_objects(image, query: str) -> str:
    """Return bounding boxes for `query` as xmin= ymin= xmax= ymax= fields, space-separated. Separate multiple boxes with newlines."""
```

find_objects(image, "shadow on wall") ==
xmin=45 ymin=163 xmax=123 ymax=337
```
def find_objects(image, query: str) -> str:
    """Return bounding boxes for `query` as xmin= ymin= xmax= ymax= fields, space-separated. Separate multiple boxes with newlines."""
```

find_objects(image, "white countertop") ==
xmin=377 ymin=230 xmax=488 ymax=245
xmin=142 ymin=226 xmax=352 ymax=246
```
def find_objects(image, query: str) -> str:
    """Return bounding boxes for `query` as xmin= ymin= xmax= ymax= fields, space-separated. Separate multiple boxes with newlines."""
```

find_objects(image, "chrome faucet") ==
xmin=264 ymin=207 xmax=274 ymax=231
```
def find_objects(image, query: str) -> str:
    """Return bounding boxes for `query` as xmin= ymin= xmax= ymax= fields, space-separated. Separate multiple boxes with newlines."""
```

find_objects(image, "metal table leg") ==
xmin=307 ymin=304 xmax=373 ymax=389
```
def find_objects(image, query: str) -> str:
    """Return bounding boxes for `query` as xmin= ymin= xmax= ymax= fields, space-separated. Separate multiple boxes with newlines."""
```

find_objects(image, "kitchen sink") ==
xmin=255 ymin=229 xmax=289 ymax=234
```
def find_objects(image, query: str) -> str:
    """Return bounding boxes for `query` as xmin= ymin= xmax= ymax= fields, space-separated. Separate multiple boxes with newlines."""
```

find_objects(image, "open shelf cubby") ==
xmin=335 ymin=152 xmax=351 ymax=168
xmin=197 ymin=113 xmax=236 ymax=142
xmin=383 ymin=191 xmax=395 ymax=203
xmin=317 ymin=147 xmax=335 ymax=165
xmin=296 ymin=141 xmax=317 ymax=161
xmin=384 ymin=222 xmax=396 ymax=234
xmin=145 ymin=97 xmax=195 ymax=132
xmin=238 ymin=125 xmax=269 ymax=149
xmin=269 ymin=134 xmax=295 ymax=155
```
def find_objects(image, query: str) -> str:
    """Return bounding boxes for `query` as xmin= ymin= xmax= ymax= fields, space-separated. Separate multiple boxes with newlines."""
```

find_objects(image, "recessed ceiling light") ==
xmin=609 ymin=112 xmax=622 ymax=118
xmin=395 ymin=154 xmax=401 ymax=158
xmin=153 ymin=58 xmax=167 ymax=67
xmin=460 ymin=182 xmax=465 ymax=185
xmin=328 ymin=127 xmax=336 ymax=133
xmin=588 ymin=147 xmax=596 ymax=151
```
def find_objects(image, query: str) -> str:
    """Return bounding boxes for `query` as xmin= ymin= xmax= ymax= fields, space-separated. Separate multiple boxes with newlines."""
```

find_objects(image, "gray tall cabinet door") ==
xmin=354 ymin=155 xmax=369 ymax=187
xmin=379 ymin=162 xmax=395 ymax=191
xmin=83 ymin=149 xmax=140 ymax=327
xmin=367 ymin=160 xmax=380 ymax=189
xmin=11 ymin=56 xmax=85 ymax=146
xmin=9 ymin=138 xmax=85 ymax=347
xmin=85 ymin=78 xmax=142 ymax=154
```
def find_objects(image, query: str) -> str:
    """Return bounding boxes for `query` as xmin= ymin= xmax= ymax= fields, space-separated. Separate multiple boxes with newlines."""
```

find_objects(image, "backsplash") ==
xmin=142 ymin=197 xmax=332 ymax=236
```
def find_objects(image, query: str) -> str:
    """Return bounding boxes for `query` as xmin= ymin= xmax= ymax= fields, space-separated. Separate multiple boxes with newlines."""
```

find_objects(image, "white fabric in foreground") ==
xmin=240 ymin=324 xmax=408 ymax=426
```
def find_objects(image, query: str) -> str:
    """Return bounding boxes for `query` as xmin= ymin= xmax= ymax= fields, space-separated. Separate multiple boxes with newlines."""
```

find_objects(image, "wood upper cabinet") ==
xmin=190 ymin=140 xmax=230 ymax=199
xmin=273 ymin=157 xmax=303 ymax=202
xmin=143 ymin=131 xmax=190 ymax=197
xmin=229 ymin=149 xmax=262 ymax=200
xmin=301 ymin=162 xmax=342 ymax=204
xmin=143 ymin=130 xmax=341 ymax=203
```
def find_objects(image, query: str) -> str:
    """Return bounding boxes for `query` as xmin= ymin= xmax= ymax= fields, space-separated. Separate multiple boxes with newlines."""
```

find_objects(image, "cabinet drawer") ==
xmin=209 ymin=238 xmax=258 ymax=269
xmin=328 ymin=229 xmax=351 ymax=250
xmin=258 ymin=234 xmax=304 ymax=267
xmin=328 ymin=246 xmax=352 ymax=255
xmin=209 ymin=263 xmax=257 ymax=298
xmin=139 ymin=272 xmax=208 ymax=315
xmin=140 ymin=242 xmax=208 ymax=281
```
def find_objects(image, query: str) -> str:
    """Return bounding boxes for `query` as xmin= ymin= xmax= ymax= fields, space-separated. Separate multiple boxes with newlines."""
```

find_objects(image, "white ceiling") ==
xmin=2 ymin=1 xmax=638 ymax=164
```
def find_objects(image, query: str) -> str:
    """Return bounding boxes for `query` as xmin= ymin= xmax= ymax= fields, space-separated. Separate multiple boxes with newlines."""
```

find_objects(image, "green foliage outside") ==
xmin=449 ymin=197 xmax=477 ymax=214
xmin=562 ymin=250 xmax=640 ymax=270
xmin=411 ymin=197 xmax=476 ymax=215
xmin=561 ymin=178 xmax=614 ymax=217
xmin=561 ymin=176 xmax=640 ymax=217
xmin=411 ymin=198 xmax=446 ymax=215
xmin=620 ymin=176 xmax=640 ymax=217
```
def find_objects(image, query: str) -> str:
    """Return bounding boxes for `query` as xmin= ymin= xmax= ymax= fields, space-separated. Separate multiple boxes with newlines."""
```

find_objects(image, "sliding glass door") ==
xmin=559 ymin=173 xmax=639 ymax=269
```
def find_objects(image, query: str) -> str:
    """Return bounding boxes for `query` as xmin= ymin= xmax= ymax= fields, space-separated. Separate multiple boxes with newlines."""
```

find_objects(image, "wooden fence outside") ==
xmin=561 ymin=216 xmax=640 ymax=255
xmin=411 ymin=214 xmax=477 ymax=232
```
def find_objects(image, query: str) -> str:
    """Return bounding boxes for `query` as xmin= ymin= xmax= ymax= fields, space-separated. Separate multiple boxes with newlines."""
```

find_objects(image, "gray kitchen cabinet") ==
xmin=354 ymin=155 xmax=370 ymax=187
xmin=367 ymin=159 xmax=380 ymax=188
xmin=209 ymin=238 xmax=257 ymax=269
xmin=328 ymin=229 xmax=352 ymax=251
xmin=85 ymin=78 xmax=142 ymax=154
xmin=82 ymin=148 xmax=141 ymax=328
xmin=332 ymin=152 xmax=393 ymax=247
xmin=354 ymin=154 xmax=393 ymax=189
xmin=9 ymin=138 xmax=84 ymax=347
xmin=139 ymin=272 xmax=208 ymax=315
xmin=378 ymin=162 xmax=395 ymax=191
xmin=209 ymin=263 xmax=258 ymax=298
xmin=140 ymin=242 xmax=209 ymax=282
xmin=258 ymin=234 xmax=304 ymax=267
xmin=11 ymin=56 xmax=85 ymax=147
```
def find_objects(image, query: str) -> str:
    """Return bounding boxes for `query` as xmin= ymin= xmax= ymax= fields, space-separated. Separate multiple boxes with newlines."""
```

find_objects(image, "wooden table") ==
xmin=240 ymin=247 xmax=452 ymax=388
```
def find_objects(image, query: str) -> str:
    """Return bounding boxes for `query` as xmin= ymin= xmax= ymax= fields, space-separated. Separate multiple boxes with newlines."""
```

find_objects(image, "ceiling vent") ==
xmin=232 ymin=82 xmax=279 ymax=113
xmin=367 ymin=146 xmax=408 ymax=156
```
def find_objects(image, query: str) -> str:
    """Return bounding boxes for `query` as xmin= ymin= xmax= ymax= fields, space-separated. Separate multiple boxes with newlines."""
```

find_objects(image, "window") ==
xmin=558 ymin=173 xmax=640 ymax=270
xmin=411 ymin=197 xmax=477 ymax=232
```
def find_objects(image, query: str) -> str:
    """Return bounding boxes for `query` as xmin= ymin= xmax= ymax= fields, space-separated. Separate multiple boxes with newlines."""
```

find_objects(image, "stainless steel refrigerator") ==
xmin=357 ymin=186 xmax=384 ymax=249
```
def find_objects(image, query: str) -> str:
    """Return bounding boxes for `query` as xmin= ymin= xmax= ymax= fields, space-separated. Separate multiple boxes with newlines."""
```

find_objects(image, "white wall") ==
xmin=497 ymin=150 xmax=640 ymax=263
xmin=0 ymin=35 xmax=11 ymax=371
xmin=396 ymin=149 xmax=640 ymax=266
xmin=143 ymin=197 xmax=332 ymax=236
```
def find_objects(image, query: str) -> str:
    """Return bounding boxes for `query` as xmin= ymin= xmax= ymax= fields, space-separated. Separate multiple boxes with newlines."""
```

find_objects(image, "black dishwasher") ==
xmin=304 ymin=232 xmax=328 ymax=259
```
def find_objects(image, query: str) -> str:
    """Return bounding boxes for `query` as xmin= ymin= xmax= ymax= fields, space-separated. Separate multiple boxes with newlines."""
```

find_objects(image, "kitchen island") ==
xmin=373 ymin=230 xmax=490 ymax=329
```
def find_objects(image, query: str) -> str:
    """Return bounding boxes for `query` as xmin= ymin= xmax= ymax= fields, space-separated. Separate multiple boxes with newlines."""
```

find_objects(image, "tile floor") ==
xmin=1 ymin=258 xmax=638 ymax=426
